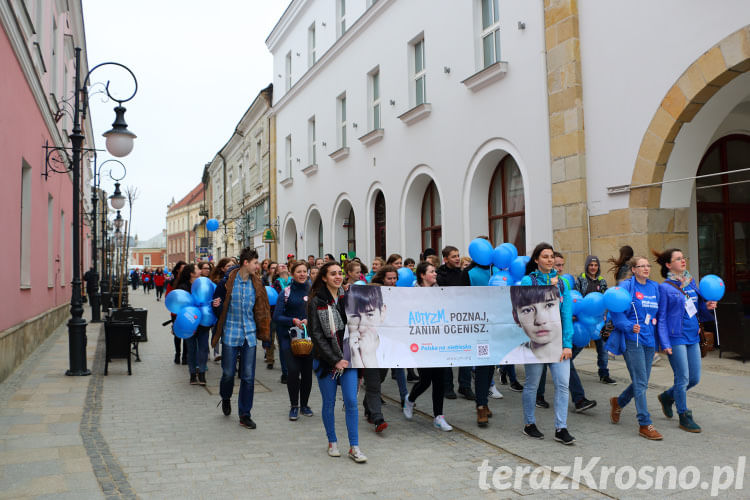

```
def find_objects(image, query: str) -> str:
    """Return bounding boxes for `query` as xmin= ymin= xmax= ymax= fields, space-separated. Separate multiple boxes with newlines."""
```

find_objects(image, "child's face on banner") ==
xmin=514 ymin=298 xmax=561 ymax=345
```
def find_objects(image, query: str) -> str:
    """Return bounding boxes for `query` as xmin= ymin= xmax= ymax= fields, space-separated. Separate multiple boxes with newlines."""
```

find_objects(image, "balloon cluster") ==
xmin=396 ymin=267 xmax=416 ymax=287
xmin=165 ymin=277 xmax=218 ymax=338
xmin=572 ymin=286 xmax=632 ymax=347
xmin=467 ymin=239 xmax=527 ymax=287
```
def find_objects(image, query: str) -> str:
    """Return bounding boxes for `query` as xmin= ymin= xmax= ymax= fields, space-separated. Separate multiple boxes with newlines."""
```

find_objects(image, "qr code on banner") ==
xmin=477 ymin=344 xmax=489 ymax=358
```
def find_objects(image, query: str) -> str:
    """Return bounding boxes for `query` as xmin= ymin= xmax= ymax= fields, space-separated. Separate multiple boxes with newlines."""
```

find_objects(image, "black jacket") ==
xmin=436 ymin=264 xmax=470 ymax=287
xmin=307 ymin=286 xmax=347 ymax=376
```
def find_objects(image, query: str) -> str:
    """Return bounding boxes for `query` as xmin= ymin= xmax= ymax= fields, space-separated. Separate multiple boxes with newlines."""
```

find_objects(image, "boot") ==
xmin=657 ymin=391 xmax=674 ymax=418
xmin=678 ymin=411 xmax=701 ymax=433
xmin=639 ymin=424 xmax=663 ymax=440
xmin=198 ymin=372 xmax=206 ymax=386
xmin=609 ymin=397 xmax=621 ymax=424
xmin=476 ymin=406 xmax=489 ymax=428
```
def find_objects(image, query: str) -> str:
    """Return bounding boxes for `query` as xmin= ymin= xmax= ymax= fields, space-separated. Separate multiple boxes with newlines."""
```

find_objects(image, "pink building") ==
xmin=0 ymin=1 xmax=94 ymax=381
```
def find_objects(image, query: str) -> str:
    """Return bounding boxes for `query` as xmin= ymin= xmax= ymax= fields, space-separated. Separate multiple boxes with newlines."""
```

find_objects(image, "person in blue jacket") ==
xmin=608 ymin=256 xmax=664 ymax=440
xmin=272 ymin=261 xmax=314 ymax=421
xmin=518 ymin=243 xmax=575 ymax=445
xmin=653 ymin=248 xmax=717 ymax=433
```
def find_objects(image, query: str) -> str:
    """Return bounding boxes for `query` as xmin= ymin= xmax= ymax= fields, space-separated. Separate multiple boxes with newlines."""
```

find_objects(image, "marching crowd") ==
xmin=159 ymin=241 xmax=716 ymax=464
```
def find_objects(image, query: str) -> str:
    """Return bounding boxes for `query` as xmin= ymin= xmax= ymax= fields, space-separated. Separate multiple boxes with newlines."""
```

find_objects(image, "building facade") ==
xmin=129 ymin=231 xmax=167 ymax=269
xmin=0 ymin=0 xmax=94 ymax=381
xmin=268 ymin=0 xmax=750 ymax=308
xmin=165 ymin=183 xmax=205 ymax=269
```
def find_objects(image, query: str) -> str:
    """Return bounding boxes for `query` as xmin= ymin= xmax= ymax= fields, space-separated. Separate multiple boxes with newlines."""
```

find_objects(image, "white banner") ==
xmin=343 ymin=285 xmax=563 ymax=368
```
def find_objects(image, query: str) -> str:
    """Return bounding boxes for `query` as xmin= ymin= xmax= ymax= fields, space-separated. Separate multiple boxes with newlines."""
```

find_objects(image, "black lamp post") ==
xmin=42 ymin=48 xmax=137 ymax=376
xmin=89 ymin=158 xmax=126 ymax=322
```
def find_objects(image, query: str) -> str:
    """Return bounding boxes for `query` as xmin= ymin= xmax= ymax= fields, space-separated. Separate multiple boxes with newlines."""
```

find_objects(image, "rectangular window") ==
xmin=414 ymin=39 xmax=426 ymax=105
xmin=308 ymin=116 xmax=317 ymax=165
xmin=337 ymin=94 xmax=347 ymax=148
xmin=481 ymin=0 xmax=501 ymax=68
xmin=285 ymin=51 xmax=292 ymax=91
xmin=285 ymin=135 xmax=292 ymax=178
xmin=20 ymin=162 xmax=32 ymax=287
xmin=48 ymin=195 xmax=54 ymax=286
xmin=227 ymin=171 xmax=233 ymax=205
xmin=370 ymin=70 xmax=381 ymax=130
xmin=308 ymin=23 xmax=316 ymax=67
xmin=60 ymin=210 xmax=65 ymax=286
xmin=337 ymin=0 xmax=346 ymax=37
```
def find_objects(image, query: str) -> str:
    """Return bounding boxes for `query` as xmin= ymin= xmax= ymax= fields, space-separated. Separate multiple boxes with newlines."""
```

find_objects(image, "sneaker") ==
xmin=239 ymin=415 xmax=256 ymax=429
xmin=289 ymin=407 xmax=299 ymax=421
xmin=678 ymin=410 xmax=701 ymax=433
xmin=374 ymin=419 xmax=388 ymax=433
xmin=190 ymin=373 xmax=198 ymax=385
xmin=458 ymin=387 xmax=476 ymax=401
xmin=403 ymin=399 xmax=415 ymax=420
xmin=600 ymin=375 xmax=617 ymax=385
xmin=197 ymin=372 xmax=206 ymax=386
xmin=639 ymin=424 xmax=663 ymax=440
xmin=280 ymin=374 xmax=288 ymax=384
xmin=509 ymin=381 xmax=524 ymax=392
xmin=657 ymin=391 xmax=674 ymax=419
xmin=609 ymin=397 xmax=622 ymax=424
xmin=489 ymin=385 xmax=503 ymax=399
xmin=575 ymin=398 xmax=597 ymax=413
xmin=301 ymin=406 xmax=314 ymax=417
xmin=348 ymin=446 xmax=367 ymax=463
xmin=554 ymin=428 xmax=576 ymax=445
xmin=535 ymin=397 xmax=550 ymax=409
xmin=476 ymin=406 xmax=489 ymax=428
xmin=218 ymin=399 xmax=231 ymax=416
xmin=327 ymin=442 xmax=341 ymax=457
xmin=444 ymin=390 xmax=457 ymax=400
xmin=433 ymin=415 xmax=453 ymax=432
xmin=652 ymin=353 xmax=662 ymax=365
xmin=523 ymin=423 xmax=544 ymax=439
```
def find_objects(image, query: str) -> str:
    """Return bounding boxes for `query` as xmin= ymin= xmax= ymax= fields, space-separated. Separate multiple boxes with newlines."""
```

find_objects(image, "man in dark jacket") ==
xmin=436 ymin=246 xmax=474 ymax=400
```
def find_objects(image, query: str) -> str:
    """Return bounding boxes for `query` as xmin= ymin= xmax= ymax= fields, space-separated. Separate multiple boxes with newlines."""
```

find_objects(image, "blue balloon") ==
xmin=191 ymin=277 xmax=216 ymax=306
xmin=562 ymin=274 xmax=576 ymax=288
xmin=468 ymin=238 xmax=493 ymax=266
xmin=513 ymin=280 xmax=522 ymax=286
xmin=489 ymin=272 xmax=511 ymax=287
xmin=572 ymin=322 xmax=590 ymax=348
xmin=581 ymin=292 xmax=606 ymax=317
xmin=569 ymin=290 xmax=584 ymax=316
xmin=590 ymin=320 xmax=606 ymax=341
xmin=206 ymin=218 xmax=220 ymax=232
xmin=265 ymin=286 xmax=278 ymax=306
xmin=397 ymin=267 xmax=415 ymax=287
xmin=604 ymin=286 xmax=631 ymax=313
xmin=509 ymin=256 xmax=527 ymax=281
xmin=165 ymin=289 xmax=195 ymax=314
xmin=174 ymin=306 xmax=202 ymax=338
xmin=699 ymin=274 xmax=725 ymax=302
xmin=500 ymin=243 xmax=518 ymax=262
xmin=492 ymin=246 xmax=513 ymax=270
xmin=198 ymin=304 xmax=217 ymax=327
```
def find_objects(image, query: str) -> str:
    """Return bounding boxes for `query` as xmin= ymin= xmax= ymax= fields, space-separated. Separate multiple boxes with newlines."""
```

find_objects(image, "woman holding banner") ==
xmin=517 ymin=243 xmax=576 ymax=445
xmin=402 ymin=262 xmax=453 ymax=431
xmin=307 ymin=262 xmax=367 ymax=463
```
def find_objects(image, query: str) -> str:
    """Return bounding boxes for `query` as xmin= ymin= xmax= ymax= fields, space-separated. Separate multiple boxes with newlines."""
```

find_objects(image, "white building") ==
xmin=267 ymin=0 xmax=750 ymax=309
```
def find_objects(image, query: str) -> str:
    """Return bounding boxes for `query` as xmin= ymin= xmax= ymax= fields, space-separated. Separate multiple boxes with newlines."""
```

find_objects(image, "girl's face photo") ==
xmin=277 ymin=263 xmax=288 ymax=275
xmin=422 ymin=265 xmax=437 ymax=286
xmin=667 ymin=251 xmax=687 ymax=273
xmin=535 ymin=249 xmax=555 ymax=273
xmin=383 ymin=271 xmax=398 ymax=287
xmin=310 ymin=267 xmax=319 ymax=281
xmin=372 ymin=260 xmax=381 ymax=272
xmin=323 ymin=265 xmax=344 ymax=289
xmin=315 ymin=258 xmax=325 ymax=269
xmin=392 ymin=259 xmax=402 ymax=269
xmin=348 ymin=265 xmax=361 ymax=280
xmin=269 ymin=263 xmax=278 ymax=275
xmin=200 ymin=265 xmax=210 ymax=277
xmin=514 ymin=294 xmax=561 ymax=346
xmin=292 ymin=265 xmax=308 ymax=283
xmin=632 ymin=258 xmax=651 ymax=280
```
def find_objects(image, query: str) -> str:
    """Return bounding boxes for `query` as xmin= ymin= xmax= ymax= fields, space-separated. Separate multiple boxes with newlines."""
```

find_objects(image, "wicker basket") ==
xmin=290 ymin=325 xmax=313 ymax=357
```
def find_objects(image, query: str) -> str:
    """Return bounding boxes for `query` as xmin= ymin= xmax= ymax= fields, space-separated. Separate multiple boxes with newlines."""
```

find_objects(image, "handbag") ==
xmin=290 ymin=325 xmax=313 ymax=357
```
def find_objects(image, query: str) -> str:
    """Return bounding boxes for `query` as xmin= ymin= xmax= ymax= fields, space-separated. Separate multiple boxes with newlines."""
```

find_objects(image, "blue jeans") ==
xmin=474 ymin=365 xmax=495 ymax=407
xmin=500 ymin=365 xmax=518 ymax=384
xmin=315 ymin=363 xmax=358 ymax=447
xmin=523 ymin=361 xmax=570 ymax=430
xmin=568 ymin=346 xmax=586 ymax=404
xmin=185 ymin=326 xmax=210 ymax=374
xmin=392 ymin=368 xmax=408 ymax=402
xmin=665 ymin=342 xmax=701 ymax=414
xmin=220 ymin=341 xmax=257 ymax=417
xmin=617 ymin=340 xmax=655 ymax=425
xmin=594 ymin=338 xmax=610 ymax=378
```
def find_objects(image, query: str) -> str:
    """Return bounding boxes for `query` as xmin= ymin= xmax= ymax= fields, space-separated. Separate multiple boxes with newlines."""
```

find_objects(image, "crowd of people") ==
xmin=158 ymin=241 xmax=716 ymax=464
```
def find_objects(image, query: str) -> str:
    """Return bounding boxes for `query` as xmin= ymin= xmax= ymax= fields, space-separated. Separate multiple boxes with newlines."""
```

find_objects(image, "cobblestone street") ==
xmin=1 ymin=291 xmax=748 ymax=499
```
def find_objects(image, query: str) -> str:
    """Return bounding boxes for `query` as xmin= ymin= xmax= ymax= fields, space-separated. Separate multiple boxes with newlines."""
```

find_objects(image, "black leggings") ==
xmin=408 ymin=367 xmax=445 ymax=417
xmin=155 ymin=285 xmax=164 ymax=299
xmin=174 ymin=336 xmax=185 ymax=357
xmin=281 ymin=348 xmax=313 ymax=408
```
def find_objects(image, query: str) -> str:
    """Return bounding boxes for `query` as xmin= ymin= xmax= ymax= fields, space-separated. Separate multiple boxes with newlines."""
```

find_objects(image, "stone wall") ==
xmin=0 ymin=304 xmax=68 ymax=382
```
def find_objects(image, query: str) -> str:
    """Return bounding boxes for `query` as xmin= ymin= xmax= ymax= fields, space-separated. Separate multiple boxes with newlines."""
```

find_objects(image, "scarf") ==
xmin=667 ymin=269 xmax=693 ymax=288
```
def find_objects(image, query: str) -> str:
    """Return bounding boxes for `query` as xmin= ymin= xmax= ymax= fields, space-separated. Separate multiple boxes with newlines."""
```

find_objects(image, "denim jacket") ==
xmin=656 ymin=278 xmax=711 ymax=350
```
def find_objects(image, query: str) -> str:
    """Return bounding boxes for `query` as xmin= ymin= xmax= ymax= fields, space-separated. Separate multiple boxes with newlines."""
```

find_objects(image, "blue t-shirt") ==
xmin=630 ymin=280 xmax=659 ymax=347
xmin=675 ymin=286 xmax=700 ymax=346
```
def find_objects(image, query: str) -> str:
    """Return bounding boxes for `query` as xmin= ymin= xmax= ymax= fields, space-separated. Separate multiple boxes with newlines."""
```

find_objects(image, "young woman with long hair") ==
xmin=366 ymin=257 xmax=384 ymax=283
xmin=370 ymin=265 xmax=398 ymax=286
xmin=386 ymin=253 xmax=403 ymax=269
xmin=174 ymin=264 xmax=210 ymax=385
xmin=166 ymin=261 xmax=187 ymax=364
xmin=608 ymin=245 xmax=634 ymax=284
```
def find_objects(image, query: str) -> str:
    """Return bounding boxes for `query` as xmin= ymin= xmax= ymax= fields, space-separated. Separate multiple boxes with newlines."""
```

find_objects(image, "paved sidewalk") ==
xmin=2 ymin=289 xmax=749 ymax=499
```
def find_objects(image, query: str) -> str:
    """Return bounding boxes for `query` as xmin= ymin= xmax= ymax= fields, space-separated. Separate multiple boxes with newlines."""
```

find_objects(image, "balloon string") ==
xmin=713 ymin=308 xmax=720 ymax=346
xmin=631 ymin=302 xmax=639 ymax=347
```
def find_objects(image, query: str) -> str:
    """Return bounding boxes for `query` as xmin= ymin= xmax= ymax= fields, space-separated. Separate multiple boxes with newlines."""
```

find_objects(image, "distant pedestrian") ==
xmin=166 ymin=261 xmax=187 ymax=365
xmin=174 ymin=264 xmax=209 ymax=386
xmin=154 ymin=269 xmax=165 ymax=301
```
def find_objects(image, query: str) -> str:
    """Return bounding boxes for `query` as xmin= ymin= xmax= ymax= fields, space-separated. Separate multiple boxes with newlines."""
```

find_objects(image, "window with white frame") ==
xmin=308 ymin=23 xmax=316 ymax=67
xmin=370 ymin=69 xmax=381 ymax=130
xmin=285 ymin=135 xmax=292 ymax=178
xmin=20 ymin=162 xmax=32 ymax=287
xmin=256 ymin=139 xmax=262 ymax=169
xmin=308 ymin=116 xmax=317 ymax=165
xmin=60 ymin=210 xmax=65 ymax=285
xmin=144 ymin=255 xmax=151 ymax=267
xmin=337 ymin=0 xmax=347 ymax=38
xmin=413 ymin=38 xmax=426 ymax=106
xmin=337 ymin=94 xmax=347 ymax=148
xmin=48 ymin=195 xmax=54 ymax=286
xmin=480 ymin=0 xmax=501 ymax=68
xmin=227 ymin=170 xmax=233 ymax=205
xmin=285 ymin=51 xmax=292 ymax=91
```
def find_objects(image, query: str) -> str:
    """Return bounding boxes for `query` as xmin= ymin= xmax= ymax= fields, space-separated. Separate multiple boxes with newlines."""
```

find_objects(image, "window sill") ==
xmin=20 ymin=285 xmax=31 ymax=290
xmin=358 ymin=128 xmax=384 ymax=146
xmin=280 ymin=177 xmax=294 ymax=188
xmin=302 ymin=163 xmax=318 ymax=176
xmin=461 ymin=61 xmax=508 ymax=92
xmin=398 ymin=103 xmax=431 ymax=126
xmin=329 ymin=147 xmax=350 ymax=162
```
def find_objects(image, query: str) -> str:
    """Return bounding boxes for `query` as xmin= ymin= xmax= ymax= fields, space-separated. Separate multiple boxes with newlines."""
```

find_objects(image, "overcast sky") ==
xmin=82 ymin=1 xmax=289 ymax=241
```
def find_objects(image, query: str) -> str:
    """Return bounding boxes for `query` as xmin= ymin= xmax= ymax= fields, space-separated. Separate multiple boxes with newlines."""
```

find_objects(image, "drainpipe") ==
xmin=218 ymin=152 xmax=227 ymax=256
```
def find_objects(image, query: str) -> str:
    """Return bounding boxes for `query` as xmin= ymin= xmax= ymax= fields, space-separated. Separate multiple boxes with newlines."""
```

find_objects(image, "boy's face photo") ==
xmin=347 ymin=302 xmax=386 ymax=368
xmin=513 ymin=292 xmax=561 ymax=346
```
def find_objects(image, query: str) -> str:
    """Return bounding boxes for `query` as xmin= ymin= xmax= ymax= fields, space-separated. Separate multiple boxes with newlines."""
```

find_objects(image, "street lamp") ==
xmin=89 ymin=158 xmax=126 ymax=322
xmin=42 ymin=48 xmax=137 ymax=376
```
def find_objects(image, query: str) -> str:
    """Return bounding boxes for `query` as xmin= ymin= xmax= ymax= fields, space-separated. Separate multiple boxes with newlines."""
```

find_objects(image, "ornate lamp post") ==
xmin=42 ymin=48 xmax=137 ymax=376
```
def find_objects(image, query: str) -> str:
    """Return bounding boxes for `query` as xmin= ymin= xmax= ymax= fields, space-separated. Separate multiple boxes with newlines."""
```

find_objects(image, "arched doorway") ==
xmin=697 ymin=134 xmax=750 ymax=304
xmin=333 ymin=198 xmax=355 ymax=257
xmin=283 ymin=217 xmax=298 ymax=259
xmin=421 ymin=181 xmax=442 ymax=252
xmin=304 ymin=208 xmax=323 ymax=259
xmin=488 ymin=155 xmax=525 ymax=253
xmin=374 ymin=191 xmax=386 ymax=259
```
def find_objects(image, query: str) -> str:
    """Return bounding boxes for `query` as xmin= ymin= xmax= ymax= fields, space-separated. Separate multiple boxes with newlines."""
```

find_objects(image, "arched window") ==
xmin=374 ymin=191 xmax=386 ymax=258
xmin=317 ymin=220 xmax=324 ymax=258
xmin=421 ymin=181 xmax=442 ymax=252
xmin=346 ymin=207 xmax=356 ymax=254
xmin=488 ymin=155 xmax=525 ymax=254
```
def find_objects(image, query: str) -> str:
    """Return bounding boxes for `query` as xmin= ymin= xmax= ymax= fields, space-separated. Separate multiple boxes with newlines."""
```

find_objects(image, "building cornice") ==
xmin=266 ymin=0 xmax=308 ymax=52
